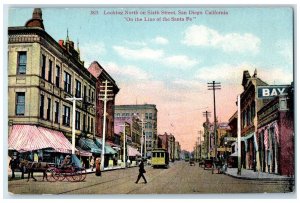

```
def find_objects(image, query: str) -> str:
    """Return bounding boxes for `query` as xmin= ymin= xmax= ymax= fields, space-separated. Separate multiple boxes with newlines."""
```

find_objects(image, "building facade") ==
xmin=8 ymin=8 xmax=96 ymax=162
xmin=114 ymin=104 xmax=158 ymax=156
xmin=257 ymin=87 xmax=294 ymax=176
xmin=88 ymin=61 xmax=119 ymax=142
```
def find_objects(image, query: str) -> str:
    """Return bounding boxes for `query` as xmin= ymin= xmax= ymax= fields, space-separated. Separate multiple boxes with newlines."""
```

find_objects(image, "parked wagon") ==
xmin=46 ymin=165 xmax=86 ymax=182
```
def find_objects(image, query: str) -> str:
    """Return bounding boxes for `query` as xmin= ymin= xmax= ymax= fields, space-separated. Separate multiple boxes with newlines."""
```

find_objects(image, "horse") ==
xmin=19 ymin=160 xmax=50 ymax=181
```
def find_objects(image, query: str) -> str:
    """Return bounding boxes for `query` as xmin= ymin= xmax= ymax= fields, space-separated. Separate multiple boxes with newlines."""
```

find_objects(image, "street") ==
xmin=8 ymin=161 xmax=293 ymax=195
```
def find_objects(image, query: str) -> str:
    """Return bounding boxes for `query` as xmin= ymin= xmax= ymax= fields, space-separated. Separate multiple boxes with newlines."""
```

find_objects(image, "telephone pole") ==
xmin=208 ymin=81 xmax=221 ymax=164
xmin=99 ymin=80 xmax=113 ymax=170
xmin=202 ymin=111 xmax=211 ymax=158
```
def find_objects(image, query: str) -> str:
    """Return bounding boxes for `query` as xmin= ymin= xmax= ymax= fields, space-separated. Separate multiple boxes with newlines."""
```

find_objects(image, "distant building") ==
xmin=114 ymin=104 xmax=158 ymax=156
xmin=158 ymin=132 xmax=176 ymax=162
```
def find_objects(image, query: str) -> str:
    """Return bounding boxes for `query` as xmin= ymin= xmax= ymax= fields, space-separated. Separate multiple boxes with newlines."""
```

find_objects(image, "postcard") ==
xmin=6 ymin=6 xmax=294 ymax=196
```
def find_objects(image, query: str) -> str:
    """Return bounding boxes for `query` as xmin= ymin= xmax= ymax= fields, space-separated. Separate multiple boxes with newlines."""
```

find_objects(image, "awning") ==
xmin=8 ymin=125 xmax=73 ymax=153
xmin=78 ymin=138 xmax=101 ymax=154
xmin=38 ymin=126 xmax=74 ymax=153
xmin=128 ymin=145 xmax=141 ymax=157
xmin=76 ymin=147 xmax=92 ymax=157
xmin=96 ymin=138 xmax=117 ymax=155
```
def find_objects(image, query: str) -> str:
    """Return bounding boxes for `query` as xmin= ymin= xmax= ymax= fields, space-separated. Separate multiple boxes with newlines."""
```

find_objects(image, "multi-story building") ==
xmin=174 ymin=141 xmax=181 ymax=160
xmin=114 ymin=115 xmax=142 ymax=160
xmin=257 ymin=85 xmax=294 ymax=176
xmin=240 ymin=70 xmax=270 ymax=170
xmin=114 ymin=104 xmax=158 ymax=157
xmin=8 ymin=8 xmax=97 ymax=162
xmin=157 ymin=132 xmax=176 ymax=162
xmin=88 ymin=61 xmax=119 ymax=142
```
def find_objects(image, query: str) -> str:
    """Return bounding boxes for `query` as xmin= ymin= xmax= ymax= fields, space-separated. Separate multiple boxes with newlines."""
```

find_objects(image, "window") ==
xmin=91 ymin=117 xmax=94 ymax=133
xmin=148 ymin=122 xmax=152 ymax=129
xmin=75 ymin=80 xmax=81 ymax=98
xmin=83 ymin=114 xmax=86 ymax=131
xmin=63 ymin=105 xmax=70 ymax=126
xmin=54 ymin=101 xmax=59 ymax=123
xmin=64 ymin=71 xmax=72 ymax=94
xmin=47 ymin=98 xmax=51 ymax=120
xmin=40 ymin=94 xmax=44 ymax=118
xmin=279 ymin=97 xmax=288 ymax=111
xmin=83 ymin=86 xmax=87 ymax=102
xmin=88 ymin=88 xmax=91 ymax=102
xmin=75 ymin=111 xmax=80 ymax=130
xmin=41 ymin=54 xmax=46 ymax=79
xmin=149 ymin=113 xmax=152 ymax=119
xmin=17 ymin=52 xmax=27 ymax=74
xmin=55 ymin=65 xmax=60 ymax=87
xmin=251 ymin=102 xmax=255 ymax=122
xmin=87 ymin=116 xmax=90 ymax=132
xmin=145 ymin=113 xmax=148 ymax=119
xmin=91 ymin=91 xmax=94 ymax=102
xmin=125 ymin=113 xmax=129 ymax=117
xmin=48 ymin=60 xmax=53 ymax=83
xmin=16 ymin=92 xmax=25 ymax=115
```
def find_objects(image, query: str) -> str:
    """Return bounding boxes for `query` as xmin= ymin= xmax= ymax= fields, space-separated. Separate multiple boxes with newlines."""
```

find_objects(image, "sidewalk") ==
xmin=224 ymin=168 xmax=294 ymax=181
xmin=8 ymin=165 xmax=138 ymax=178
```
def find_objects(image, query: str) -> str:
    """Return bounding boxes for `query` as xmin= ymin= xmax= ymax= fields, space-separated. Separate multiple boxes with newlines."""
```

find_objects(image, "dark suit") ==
xmin=135 ymin=161 xmax=147 ymax=183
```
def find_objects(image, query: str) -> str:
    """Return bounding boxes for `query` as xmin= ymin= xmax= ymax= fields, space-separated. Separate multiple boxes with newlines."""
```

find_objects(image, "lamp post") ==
xmin=65 ymin=96 xmax=82 ymax=154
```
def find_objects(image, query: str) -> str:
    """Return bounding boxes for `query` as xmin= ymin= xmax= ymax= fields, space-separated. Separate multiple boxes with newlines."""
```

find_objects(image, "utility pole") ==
xmin=66 ymin=96 xmax=82 ymax=154
xmin=208 ymin=81 xmax=221 ymax=165
xmin=119 ymin=123 xmax=129 ymax=168
xmin=138 ymin=115 xmax=146 ymax=158
xmin=99 ymin=80 xmax=113 ymax=170
xmin=237 ymin=95 xmax=241 ymax=175
xmin=197 ymin=131 xmax=202 ymax=160
xmin=202 ymin=111 xmax=211 ymax=158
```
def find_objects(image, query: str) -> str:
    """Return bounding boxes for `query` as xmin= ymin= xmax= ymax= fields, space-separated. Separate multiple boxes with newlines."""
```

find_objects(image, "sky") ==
xmin=7 ymin=7 xmax=294 ymax=151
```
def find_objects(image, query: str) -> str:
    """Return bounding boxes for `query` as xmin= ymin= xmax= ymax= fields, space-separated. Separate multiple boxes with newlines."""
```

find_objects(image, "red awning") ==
xmin=76 ymin=147 xmax=92 ymax=157
xmin=8 ymin=125 xmax=73 ymax=154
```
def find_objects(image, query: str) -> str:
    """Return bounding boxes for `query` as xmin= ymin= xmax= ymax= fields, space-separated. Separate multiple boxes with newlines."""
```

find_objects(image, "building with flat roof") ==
xmin=114 ymin=104 xmax=158 ymax=156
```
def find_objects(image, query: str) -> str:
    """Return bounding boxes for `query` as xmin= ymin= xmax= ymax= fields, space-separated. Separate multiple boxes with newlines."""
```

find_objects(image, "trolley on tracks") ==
xmin=151 ymin=148 xmax=169 ymax=168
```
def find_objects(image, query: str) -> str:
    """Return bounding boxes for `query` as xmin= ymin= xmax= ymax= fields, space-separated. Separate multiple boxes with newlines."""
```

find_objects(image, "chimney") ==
xmin=58 ymin=40 xmax=64 ymax=47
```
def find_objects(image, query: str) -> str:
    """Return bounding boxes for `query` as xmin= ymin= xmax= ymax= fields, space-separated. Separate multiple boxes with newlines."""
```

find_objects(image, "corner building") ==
xmin=8 ymin=8 xmax=96 ymax=162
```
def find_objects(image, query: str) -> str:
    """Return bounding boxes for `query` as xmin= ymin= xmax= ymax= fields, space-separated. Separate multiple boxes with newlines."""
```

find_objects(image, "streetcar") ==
xmin=151 ymin=148 xmax=169 ymax=168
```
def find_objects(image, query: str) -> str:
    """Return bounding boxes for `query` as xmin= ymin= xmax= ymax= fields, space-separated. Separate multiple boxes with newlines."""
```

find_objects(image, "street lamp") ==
xmin=65 ymin=96 xmax=82 ymax=154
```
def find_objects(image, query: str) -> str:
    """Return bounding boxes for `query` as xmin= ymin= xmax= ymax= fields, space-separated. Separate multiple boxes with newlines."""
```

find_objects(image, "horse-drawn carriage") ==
xmin=45 ymin=164 xmax=87 ymax=182
xmin=16 ymin=155 xmax=87 ymax=182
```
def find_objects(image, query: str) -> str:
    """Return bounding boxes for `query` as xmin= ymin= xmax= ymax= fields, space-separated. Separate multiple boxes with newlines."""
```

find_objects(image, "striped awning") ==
xmin=8 ymin=125 xmax=73 ymax=153
xmin=76 ymin=147 xmax=92 ymax=157
xmin=128 ymin=145 xmax=141 ymax=157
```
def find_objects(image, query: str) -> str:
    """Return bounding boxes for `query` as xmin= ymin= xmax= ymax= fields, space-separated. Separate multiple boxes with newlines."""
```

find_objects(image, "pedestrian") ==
xmin=95 ymin=157 xmax=101 ymax=176
xmin=90 ymin=156 xmax=95 ymax=171
xmin=9 ymin=156 xmax=17 ymax=179
xmin=135 ymin=159 xmax=147 ymax=184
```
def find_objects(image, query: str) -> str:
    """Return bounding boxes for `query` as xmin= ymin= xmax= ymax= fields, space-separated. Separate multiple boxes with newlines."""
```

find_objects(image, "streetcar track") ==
xmin=57 ymin=166 xmax=161 ymax=194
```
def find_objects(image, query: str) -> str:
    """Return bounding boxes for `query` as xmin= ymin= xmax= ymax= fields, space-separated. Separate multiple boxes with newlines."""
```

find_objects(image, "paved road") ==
xmin=8 ymin=161 xmax=293 ymax=195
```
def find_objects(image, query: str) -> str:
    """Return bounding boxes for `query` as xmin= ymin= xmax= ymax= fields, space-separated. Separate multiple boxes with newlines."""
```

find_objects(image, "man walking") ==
xmin=135 ymin=159 xmax=147 ymax=184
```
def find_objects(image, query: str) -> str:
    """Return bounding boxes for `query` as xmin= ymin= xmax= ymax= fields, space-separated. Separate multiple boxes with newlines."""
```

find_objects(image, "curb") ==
xmin=224 ymin=171 xmax=293 ymax=181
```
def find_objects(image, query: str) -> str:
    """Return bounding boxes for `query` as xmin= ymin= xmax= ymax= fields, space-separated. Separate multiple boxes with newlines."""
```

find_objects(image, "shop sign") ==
xmin=257 ymin=86 xmax=289 ymax=99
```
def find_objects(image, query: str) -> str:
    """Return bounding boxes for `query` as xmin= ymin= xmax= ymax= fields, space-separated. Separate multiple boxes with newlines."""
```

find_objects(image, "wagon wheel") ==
xmin=79 ymin=168 xmax=87 ymax=181
xmin=71 ymin=168 xmax=82 ymax=182
xmin=46 ymin=167 xmax=58 ymax=182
